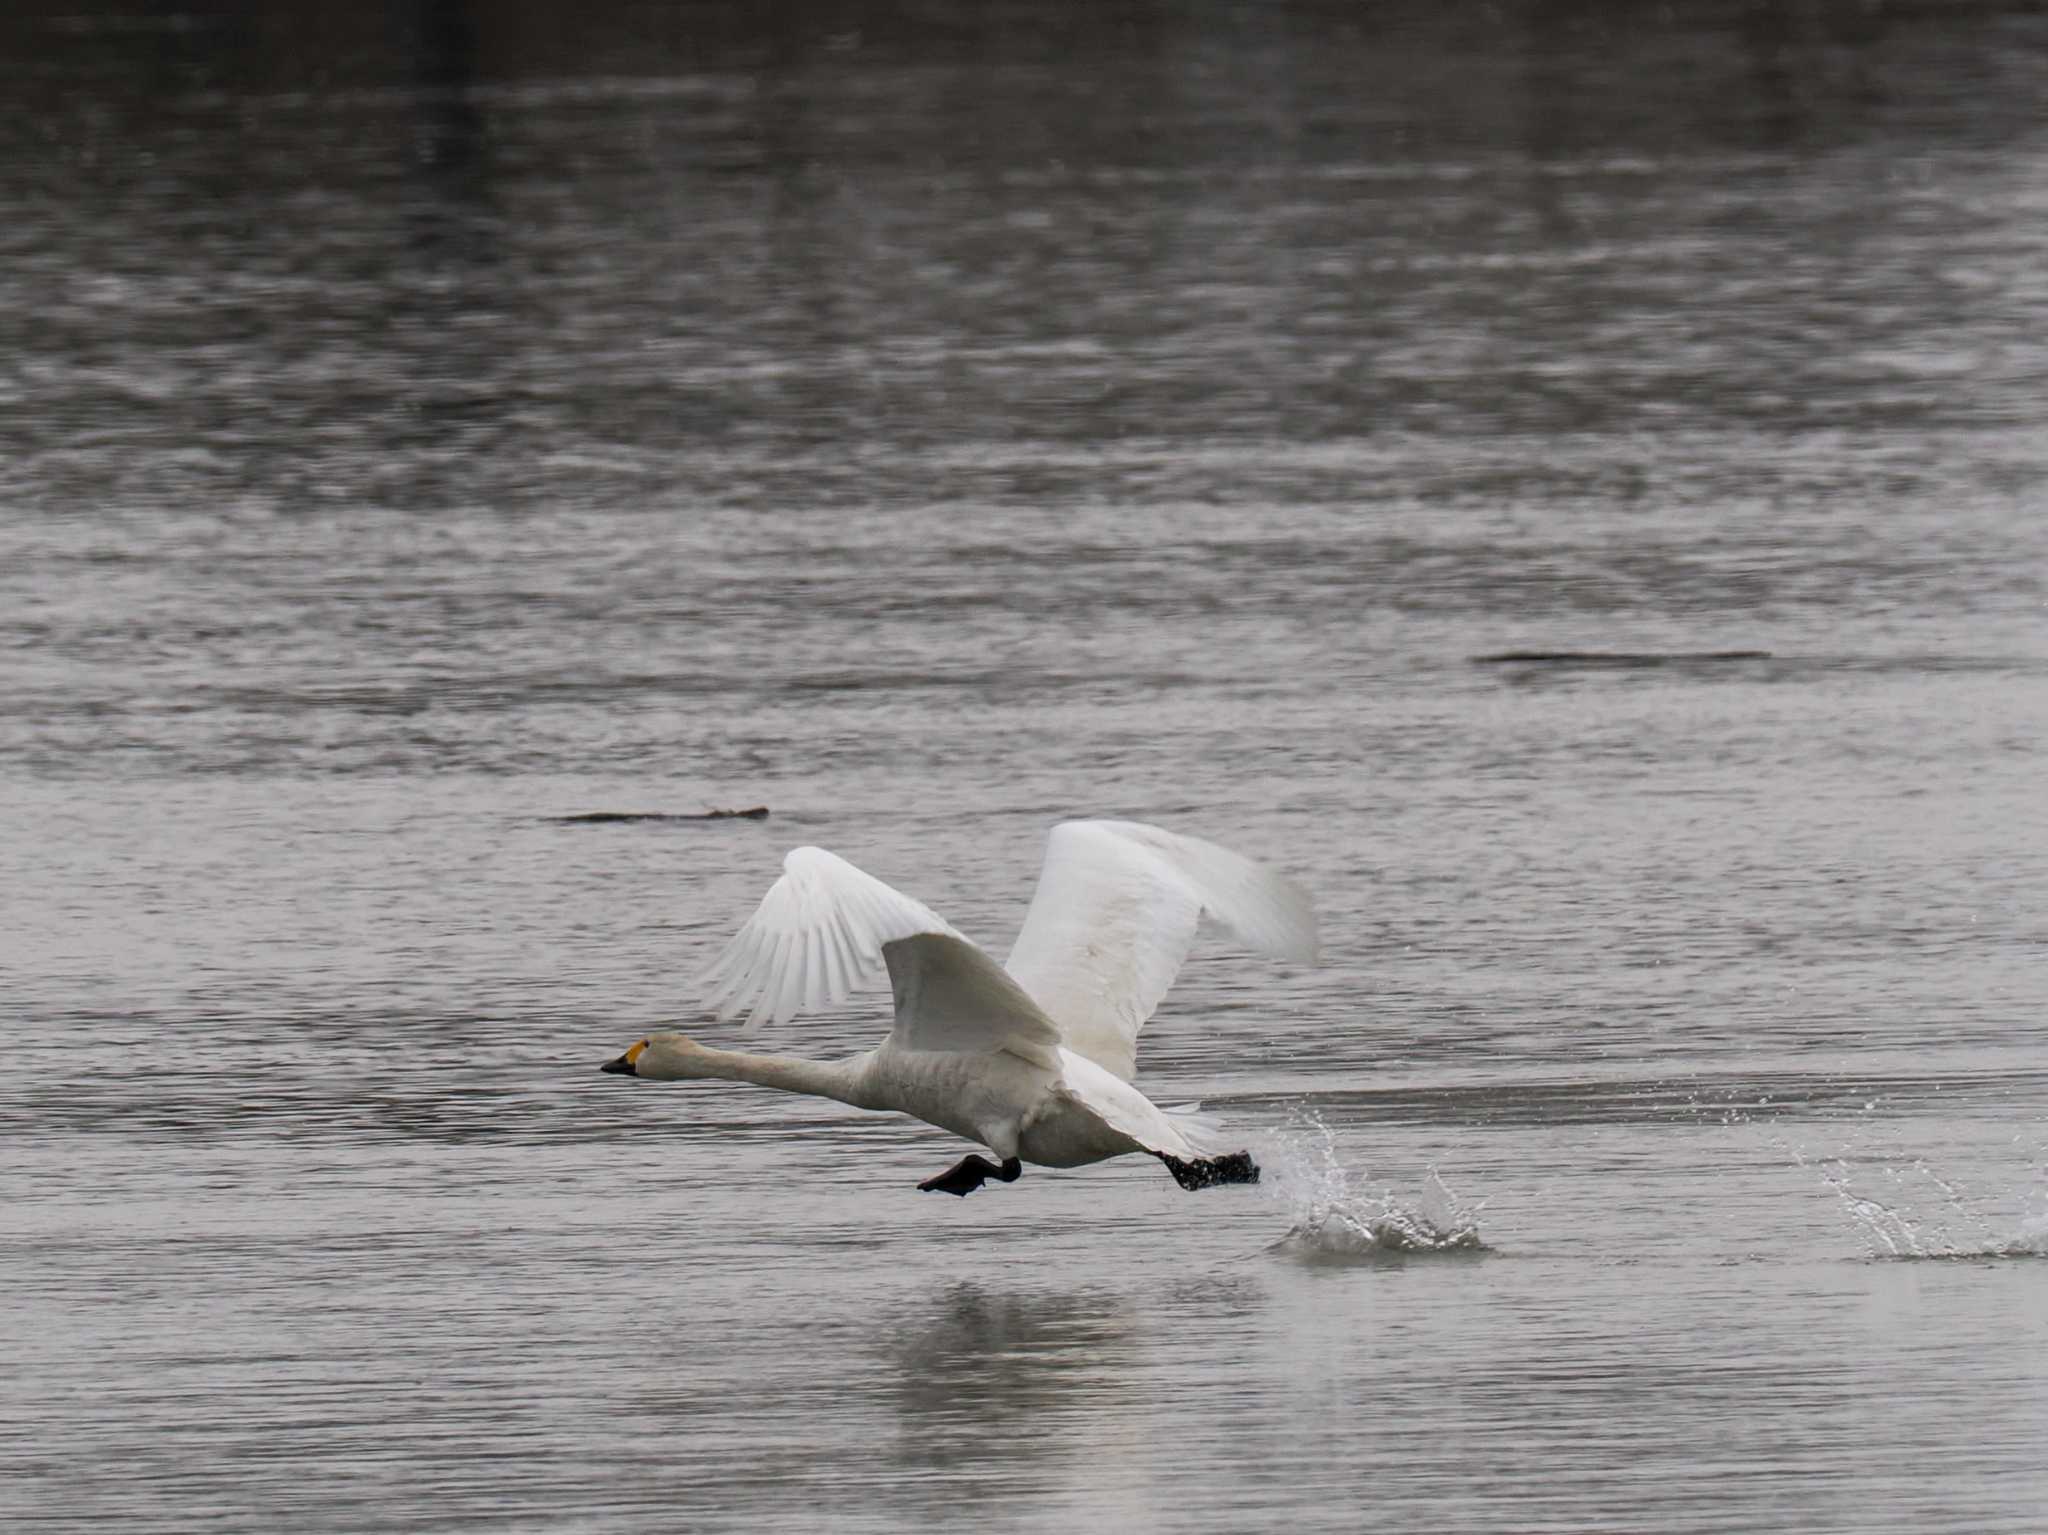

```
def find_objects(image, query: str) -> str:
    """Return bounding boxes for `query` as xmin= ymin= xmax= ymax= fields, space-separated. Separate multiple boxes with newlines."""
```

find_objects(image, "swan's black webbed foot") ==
xmin=917 ymin=1154 xmax=1023 ymax=1197
xmin=1158 ymin=1150 xmax=1261 ymax=1191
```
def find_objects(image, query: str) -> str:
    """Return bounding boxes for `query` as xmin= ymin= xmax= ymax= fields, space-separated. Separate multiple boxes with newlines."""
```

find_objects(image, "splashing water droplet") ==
xmin=1258 ymin=1109 xmax=1487 ymax=1264
xmin=1780 ymin=1132 xmax=2048 ymax=1261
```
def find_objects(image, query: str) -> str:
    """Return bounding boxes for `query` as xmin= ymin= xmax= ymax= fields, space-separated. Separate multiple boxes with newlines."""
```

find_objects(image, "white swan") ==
xmin=601 ymin=819 xmax=1318 ymax=1196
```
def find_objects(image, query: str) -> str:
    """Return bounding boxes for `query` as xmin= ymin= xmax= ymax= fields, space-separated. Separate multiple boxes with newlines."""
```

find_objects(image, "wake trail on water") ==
xmin=1255 ymin=1109 xmax=1488 ymax=1263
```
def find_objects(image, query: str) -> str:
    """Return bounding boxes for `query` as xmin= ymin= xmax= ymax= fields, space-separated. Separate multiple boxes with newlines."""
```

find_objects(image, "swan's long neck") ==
xmin=661 ymin=1044 xmax=875 ymax=1109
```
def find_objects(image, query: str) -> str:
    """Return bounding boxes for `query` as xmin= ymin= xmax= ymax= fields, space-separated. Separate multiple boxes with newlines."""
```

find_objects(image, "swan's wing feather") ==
xmin=1004 ymin=820 xmax=1319 ymax=1080
xmin=702 ymin=845 xmax=958 ymax=1029
xmin=701 ymin=847 xmax=1064 ymax=1066
xmin=1006 ymin=827 xmax=1202 ymax=1081
xmin=882 ymin=933 xmax=1063 ymax=1068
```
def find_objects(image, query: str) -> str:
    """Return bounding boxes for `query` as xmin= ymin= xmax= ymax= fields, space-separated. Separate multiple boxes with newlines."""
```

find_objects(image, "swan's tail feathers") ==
xmin=1156 ymin=1100 xmax=1260 ymax=1189
xmin=1161 ymin=1102 xmax=1237 ymax=1159
xmin=1158 ymin=1149 xmax=1261 ymax=1191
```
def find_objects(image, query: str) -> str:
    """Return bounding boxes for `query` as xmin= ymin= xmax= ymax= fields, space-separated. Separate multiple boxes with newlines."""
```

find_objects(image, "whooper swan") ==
xmin=601 ymin=819 xmax=1318 ymax=1196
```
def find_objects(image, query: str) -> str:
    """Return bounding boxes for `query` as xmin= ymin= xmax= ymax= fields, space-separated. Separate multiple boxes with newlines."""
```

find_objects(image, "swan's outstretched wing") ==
xmin=1003 ymin=820 xmax=1318 ymax=1080
xmin=702 ymin=846 xmax=1063 ymax=1066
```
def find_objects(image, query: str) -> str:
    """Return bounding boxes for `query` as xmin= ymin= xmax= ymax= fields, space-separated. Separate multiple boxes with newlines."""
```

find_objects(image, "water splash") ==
xmin=1260 ymin=1110 xmax=1487 ymax=1264
xmin=1786 ymin=1138 xmax=2048 ymax=1261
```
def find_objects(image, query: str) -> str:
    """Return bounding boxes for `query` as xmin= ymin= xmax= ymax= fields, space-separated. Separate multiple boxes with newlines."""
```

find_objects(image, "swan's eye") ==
xmin=625 ymin=1039 xmax=648 ymax=1065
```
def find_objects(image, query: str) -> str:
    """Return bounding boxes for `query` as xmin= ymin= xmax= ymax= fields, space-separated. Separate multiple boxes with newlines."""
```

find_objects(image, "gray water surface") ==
xmin=4 ymin=3 xmax=2047 ymax=1531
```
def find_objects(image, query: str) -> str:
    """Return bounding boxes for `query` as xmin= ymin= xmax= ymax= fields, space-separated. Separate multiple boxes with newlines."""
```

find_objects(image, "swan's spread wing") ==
xmin=882 ymin=933 xmax=1062 ymax=1067
xmin=703 ymin=846 xmax=952 ymax=1028
xmin=1004 ymin=820 xmax=1319 ymax=1080
xmin=702 ymin=846 xmax=1063 ymax=1066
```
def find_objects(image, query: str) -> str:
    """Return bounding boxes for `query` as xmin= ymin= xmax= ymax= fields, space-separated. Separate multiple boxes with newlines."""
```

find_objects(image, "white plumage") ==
xmin=603 ymin=818 xmax=1318 ymax=1196
xmin=1004 ymin=819 xmax=1319 ymax=1080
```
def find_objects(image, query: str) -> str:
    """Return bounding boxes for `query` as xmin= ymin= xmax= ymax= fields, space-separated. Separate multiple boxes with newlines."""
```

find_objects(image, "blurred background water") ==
xmin=3 ymin=1 xmax=2046 ymax=1531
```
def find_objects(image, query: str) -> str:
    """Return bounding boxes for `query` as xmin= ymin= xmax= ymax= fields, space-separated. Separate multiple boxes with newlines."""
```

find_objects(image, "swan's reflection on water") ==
xmin=886 ymin=1282 xmax=1140 ymax=1423
xmin=607 ymin=1280 xmax=1158 ymax=1525
xmin=881 ymin=1282 xmax=1151 ymax=1511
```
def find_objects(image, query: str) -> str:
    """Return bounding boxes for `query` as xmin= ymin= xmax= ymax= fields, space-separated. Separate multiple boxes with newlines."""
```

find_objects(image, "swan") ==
xmin=600 ymin=819 xmax=1318 ymax=1196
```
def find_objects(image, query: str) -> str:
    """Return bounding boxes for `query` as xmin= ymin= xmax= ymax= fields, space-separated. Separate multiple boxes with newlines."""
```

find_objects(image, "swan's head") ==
xmin=599 ymin=1031 xmax=713 ymax=1081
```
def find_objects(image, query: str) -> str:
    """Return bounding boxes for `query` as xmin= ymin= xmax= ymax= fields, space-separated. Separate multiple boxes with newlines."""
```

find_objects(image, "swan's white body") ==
xmin=605 ymin=819 xmax=1318 ymax=1194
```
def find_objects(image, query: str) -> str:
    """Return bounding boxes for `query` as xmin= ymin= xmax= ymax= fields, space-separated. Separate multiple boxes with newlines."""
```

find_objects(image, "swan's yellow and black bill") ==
xmin=600 ymin=1039 xmax=648 ymax=1076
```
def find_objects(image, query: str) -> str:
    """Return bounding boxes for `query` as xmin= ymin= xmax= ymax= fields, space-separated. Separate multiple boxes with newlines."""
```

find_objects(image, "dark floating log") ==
xmin=1472 ymin=650 xmax=1772 ymax=667
xmin=549 ymin=807 xmax=770 ymax=824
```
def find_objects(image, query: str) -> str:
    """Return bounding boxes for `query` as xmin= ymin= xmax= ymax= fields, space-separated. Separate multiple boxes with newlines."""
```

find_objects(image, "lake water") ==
xmin=4 ymin=2 xmax=2046 ymax=1531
